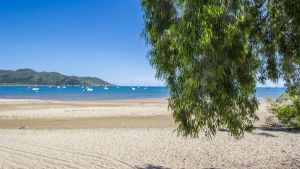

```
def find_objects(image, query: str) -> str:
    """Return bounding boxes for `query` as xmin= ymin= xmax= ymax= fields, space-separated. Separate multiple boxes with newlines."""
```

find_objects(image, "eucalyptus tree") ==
xmin=142 ymin=0 xmax=299 ymax=138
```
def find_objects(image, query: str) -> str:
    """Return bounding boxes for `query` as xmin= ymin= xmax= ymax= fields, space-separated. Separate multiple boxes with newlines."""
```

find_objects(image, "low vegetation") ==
xmin=271 ymin=95 xmax=300 ymax=127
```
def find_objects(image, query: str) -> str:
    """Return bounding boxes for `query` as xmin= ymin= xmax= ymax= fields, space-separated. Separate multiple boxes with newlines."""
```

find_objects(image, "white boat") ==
xmin=57 ymin=86 xmax=61 ymax=89
xmin=32 ymin=73 xmax=39 ymax=92
xmin=31 ymin=87 xmax=39 ymax=93
xmin=104 ymin=87 xmax=109 ymax=90
xmin=62 ymin=86 xmax=66 ymax=89
xmin=31 ymin=87 xmax=39 ymax=91
xmin=131 ymin=87 xmax=136 ymax=91
xmin=86 ymin=88 xmax=93 ymax=91
xmin=83 ymin=87 xmax=93 ymax=92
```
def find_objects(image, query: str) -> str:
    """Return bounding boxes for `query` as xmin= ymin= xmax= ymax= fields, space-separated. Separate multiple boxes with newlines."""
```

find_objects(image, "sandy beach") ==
xmin=0 ymin=99 xmax=299 ymax=169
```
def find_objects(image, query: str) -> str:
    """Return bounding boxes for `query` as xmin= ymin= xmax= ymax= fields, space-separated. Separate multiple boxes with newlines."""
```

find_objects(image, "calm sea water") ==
xmin=0 ymin=86 xmax=285 ymax=100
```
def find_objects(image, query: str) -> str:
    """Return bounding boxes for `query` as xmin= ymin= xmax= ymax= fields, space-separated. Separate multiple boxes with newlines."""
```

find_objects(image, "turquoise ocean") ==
xmin=0 ymin=86 xmax=284 ymax=100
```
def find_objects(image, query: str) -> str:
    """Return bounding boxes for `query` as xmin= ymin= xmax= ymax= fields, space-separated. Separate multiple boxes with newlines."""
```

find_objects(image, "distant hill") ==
xmin=0 ymin=69 xmax=111 ymax=86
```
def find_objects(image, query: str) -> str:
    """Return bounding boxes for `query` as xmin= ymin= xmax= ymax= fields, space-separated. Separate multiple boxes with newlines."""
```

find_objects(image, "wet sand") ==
xmin=0 ymin=115 xmax=175 ymax=129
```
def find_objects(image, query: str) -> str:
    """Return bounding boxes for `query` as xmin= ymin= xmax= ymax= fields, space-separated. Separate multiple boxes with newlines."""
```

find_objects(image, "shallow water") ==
xmin=0 ymin=86 xmax=284 ymax=100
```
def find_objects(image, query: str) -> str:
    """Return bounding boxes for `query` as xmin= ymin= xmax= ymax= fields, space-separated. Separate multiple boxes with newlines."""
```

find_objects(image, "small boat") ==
xmin=31 ymin=87 xmax=39 ymax=93
xmin=83 ymin=87 xmax=93 ymax=92
xmin=32 ymin=73 xmax=39 ymax=92
xmin=57 ymin=86 xmax=61 ymax=89
xmin=104 ymin=87 xmax=109 ymax=90
xmin=131 ymin=87 xmax=136 ymax=91
xmin=86 ymin=88 xmax=93 ymax=91
xmin=31 ymin=87 xmax=39 ymax=91
xmin=62 ymin=86 xmax=66 ymax=89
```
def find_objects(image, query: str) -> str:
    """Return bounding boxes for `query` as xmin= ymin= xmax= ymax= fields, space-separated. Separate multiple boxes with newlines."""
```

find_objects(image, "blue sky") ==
xmin=0 ymin=0 xmax=164 ymax=86
xmin=0 ymin=0 xmax=283 ymax=87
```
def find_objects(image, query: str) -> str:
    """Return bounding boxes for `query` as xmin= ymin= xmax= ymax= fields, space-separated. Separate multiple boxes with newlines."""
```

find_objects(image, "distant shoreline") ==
xmin=0 ymin=86 xmax=284 ymax=101
xmin=0 ymin=84 xmax=284 ymax=88
xmin=0 ymin=84 xmax=113 ymax=86
xmin=0 ymin=97 xmax=170 ymax=102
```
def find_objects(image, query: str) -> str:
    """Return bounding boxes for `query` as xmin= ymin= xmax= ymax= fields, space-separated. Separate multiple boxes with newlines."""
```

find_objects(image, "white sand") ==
xmin=0 ymin=129 xmax=299 ymax=169
xmin=0 ymin=99 xmax=299 ymax=168
xmin=0 ymin=99 xmax=169 ymax=119
xmin=0 ymin=106 xmax=169 ymax=119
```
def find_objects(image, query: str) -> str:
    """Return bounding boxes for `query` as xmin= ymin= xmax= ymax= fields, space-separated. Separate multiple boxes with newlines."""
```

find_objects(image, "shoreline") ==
xmin=0 ymin=97 xmax=169 ymax=102
xmin=0 ymin=97 xmax=299 ymax=168
xmin=0 ymin=84 xmax=165 ymax=87
xmin=0 ymin=84 xmax=111 ymax=86
xmin=0 ymin=98 xmax=272 ymax=129
xmin=0 ymin=115 xmax=175 ymax=129
xmin=0 ymin=98 xmax=171 ymax=129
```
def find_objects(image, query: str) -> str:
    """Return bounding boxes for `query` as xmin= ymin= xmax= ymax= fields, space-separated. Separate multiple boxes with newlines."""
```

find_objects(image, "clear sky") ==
xmin=0 ymin=0 xmax=283 ymax=87
xmin=0 ymin=0 xmax=165 ymax=86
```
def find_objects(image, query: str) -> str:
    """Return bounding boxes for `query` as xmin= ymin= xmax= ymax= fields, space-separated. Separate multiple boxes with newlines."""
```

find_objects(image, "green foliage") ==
xmin=142 ymin=0 xmax=299 ymax=138
xmin=0 ymin=69 xmax=110 ymax=86
xmin=273 ymin=96 xmax=300 ymax=127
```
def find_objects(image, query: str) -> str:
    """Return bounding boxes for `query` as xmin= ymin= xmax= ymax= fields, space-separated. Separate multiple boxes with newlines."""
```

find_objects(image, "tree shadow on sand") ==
xmin=219 ymin=126 xmax=300 ymax=137
xmin=136 ymin=164 xmax=171 ymax=169
xmin=219 ymin=126 xmax=300 ymax=133
xmin=256 ymin=126 xmax=300 ymax=133
xmin=136 ymin=164 xmax=221 ymax=169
